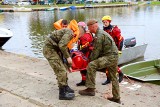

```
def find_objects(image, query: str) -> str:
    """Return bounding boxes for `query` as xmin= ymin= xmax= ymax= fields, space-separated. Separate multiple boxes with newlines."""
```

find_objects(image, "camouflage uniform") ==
xmin=86 ymin=28 xmax=120 ymax=100
xmin=43 ymin=28 xmax=73 ymax=87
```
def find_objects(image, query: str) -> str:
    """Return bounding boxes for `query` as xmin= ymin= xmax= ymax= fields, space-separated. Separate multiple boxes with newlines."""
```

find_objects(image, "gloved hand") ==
xmin=67 ymin=57 xmax=72 ymax=66
xmin=68 ymin=67 xmax=72 ymax=73
xmin=118 ymin=51 xmax=122 ymax=57
xmin=118 ymin=51 xmax=122 ymax=54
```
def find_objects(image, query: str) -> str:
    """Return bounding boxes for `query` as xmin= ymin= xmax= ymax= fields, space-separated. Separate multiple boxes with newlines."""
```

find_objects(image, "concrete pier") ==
xmin=0 ymin=50 xmax=160 ymax=107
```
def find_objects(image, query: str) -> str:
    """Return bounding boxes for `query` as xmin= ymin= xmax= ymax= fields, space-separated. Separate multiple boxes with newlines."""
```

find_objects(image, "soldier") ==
xmin=78 ymin=19 xmax=121 ymax=104
xmin=43 ymin=27 xmax=84 ymax=100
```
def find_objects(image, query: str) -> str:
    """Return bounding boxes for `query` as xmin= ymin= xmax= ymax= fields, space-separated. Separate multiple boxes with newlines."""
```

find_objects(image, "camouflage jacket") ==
xmin=89 ymin=28 xmax=118 ymax=61
xmin=44 ymin=28 xmax=74 ymax=59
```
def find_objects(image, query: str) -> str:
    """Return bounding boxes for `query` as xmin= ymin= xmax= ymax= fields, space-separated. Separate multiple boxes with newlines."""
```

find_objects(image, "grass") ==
xmin=138 ymin=1 xmax=160 ymax=5
xmin=0 ymin=2 xmax=82 ymax=9
xmin=151 ymin=1 xmax=160 ymax=5
xmin=0 ymin=4 xmax=84 ymax=9
xmin=0 ymin=2 xmax=129 ymax=9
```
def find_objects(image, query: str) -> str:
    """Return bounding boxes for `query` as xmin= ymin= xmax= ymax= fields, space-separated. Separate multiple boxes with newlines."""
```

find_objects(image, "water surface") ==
xmin=0 ymin=5 xmax=160 ymax=60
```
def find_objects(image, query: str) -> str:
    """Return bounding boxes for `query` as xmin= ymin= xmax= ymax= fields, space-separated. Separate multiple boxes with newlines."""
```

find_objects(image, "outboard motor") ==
xmin=124 ymin=37 xmax=136 ymax=48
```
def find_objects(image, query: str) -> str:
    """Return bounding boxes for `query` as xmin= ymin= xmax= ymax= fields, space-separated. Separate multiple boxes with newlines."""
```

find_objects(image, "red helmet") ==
xmin=71 ymin=51 xmax=88 ymax=71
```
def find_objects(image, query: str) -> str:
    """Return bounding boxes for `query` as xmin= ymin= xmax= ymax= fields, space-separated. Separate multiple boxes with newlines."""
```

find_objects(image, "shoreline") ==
xmin=0 ymin=4 xmax=131 ymax=12
xmin=0 ymin=50 xmax=160 ymax=107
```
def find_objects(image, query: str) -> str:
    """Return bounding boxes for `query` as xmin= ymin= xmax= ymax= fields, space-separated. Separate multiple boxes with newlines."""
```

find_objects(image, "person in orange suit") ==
xmin=102 ymin=15 xmax=124 ymax=85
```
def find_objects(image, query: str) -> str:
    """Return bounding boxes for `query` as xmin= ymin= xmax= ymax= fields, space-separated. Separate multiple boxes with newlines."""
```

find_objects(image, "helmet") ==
xmin=71 ymin=51 xmax=88 ymax=70
xmin=78 ymin=22 xmax=86 ymax=28
xmin=102 ymin=15 xmax=112 ymax=21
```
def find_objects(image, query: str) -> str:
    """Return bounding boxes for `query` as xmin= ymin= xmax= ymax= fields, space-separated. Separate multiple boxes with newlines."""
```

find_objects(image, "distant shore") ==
xmin=0 ymin=4 xmax=131 ymax=12
xmin=1 ymin=1 xmax=160 ymax=12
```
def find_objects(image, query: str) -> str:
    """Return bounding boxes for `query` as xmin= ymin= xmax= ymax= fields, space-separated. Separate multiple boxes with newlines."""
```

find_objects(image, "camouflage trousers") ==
xmin=86 ymin=55 xmax=120 ymax=99
xmin=43 ymin=45 xmax=68 ymax=87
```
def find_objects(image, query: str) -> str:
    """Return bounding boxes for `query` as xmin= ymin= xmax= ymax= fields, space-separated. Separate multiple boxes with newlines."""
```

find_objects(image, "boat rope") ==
xmin=124 ymin=74 xmax=134 ymax=84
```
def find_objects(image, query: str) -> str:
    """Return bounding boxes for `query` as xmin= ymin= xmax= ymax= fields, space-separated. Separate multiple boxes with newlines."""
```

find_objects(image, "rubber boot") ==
xmin=76 ymin=80 xmax=86 ymax=86
xmin=76 ymin=70 xmax=86 ymax=86
xmin=119 ymin=72 xmax=124 ymax=83
xmin=59 ymin=86 xmax=75 ymax=100
xmin=102 ymin=78 xmax=111 ymax=85
xmin=107 ymin=97 xmax=121 ymax=104
xmin=65 ymin=85 xmax=74 ymax=93
xmin=79 ymin=88 xmax=95 ymax=96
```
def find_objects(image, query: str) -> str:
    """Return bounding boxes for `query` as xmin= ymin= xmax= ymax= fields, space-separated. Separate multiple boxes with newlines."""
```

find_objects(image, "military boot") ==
xmin=119 ymin=72 xmax=124 ymax=83
xmin=79 ymin=88 xmax=95 ymax=96
xmin=65 ymin=85 xmax=74 ymax=93
xmin=59 ymin=86 xmax=75 ymax=100
xmin=102 ymin=79 xmax=111 ymax=85
xmin=107 ymin=97 xmax=121 ymax=104
xmin=76 ymin=80 xmax=86 ymax=86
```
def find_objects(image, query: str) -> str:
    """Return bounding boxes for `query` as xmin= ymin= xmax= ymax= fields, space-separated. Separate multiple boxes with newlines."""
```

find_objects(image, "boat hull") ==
xmin=59 ymin=7 xmax=69 ymax=11
xmin=0 ymin=28 xmax=13 ymax=47
xmin=46 ymin=8 xmax=54 ymax=11
xmin=118 ymin=44 xmax=147 ymax=65
xmin=85 ymin=5 xmax=93 ymax=8
xmin=121 ymin=59 xmax=160 ymax=84
xmin=69 ymin=6 xmax=76 ymax=10
xmin=13 ymin=7 xmax=32 ymax=12
xmin=0 ymin=37 xmax=11 ymax=47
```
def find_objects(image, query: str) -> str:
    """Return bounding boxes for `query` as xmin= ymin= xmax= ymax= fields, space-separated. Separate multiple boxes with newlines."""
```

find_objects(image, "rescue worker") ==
xmin=102 ymin=15 xmax=124 ymax=85
xmin=53 ymin=19 xmax=68 ymax=30
xmin=78 ymin=19 xmax=121 ymax=104
xmin=61 ymin=19 xmax=68 ymax=28
xmin=76 ymin=22 xmax=93 ymax=86
xmin=53 ymin=19 xmax=80 ymax=51
xmin=43 ymin=27 xmax=85 ymax=100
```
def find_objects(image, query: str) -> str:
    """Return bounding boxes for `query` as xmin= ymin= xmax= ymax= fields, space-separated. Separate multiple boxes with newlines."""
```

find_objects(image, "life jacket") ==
xmin=79 ymin=33 xmax=93 ymax=49
xmin=79 ymin=32 xmax=93 ymax=58
xmin=67 ymin=20 xmax=80 ymax=50
xmin=103 ymin=25 xmax=124 ymax=50
xmin=53 ymin=19 xmax=63 ymax=30
xmin=53 ymin=19 xmax=80 ymax=50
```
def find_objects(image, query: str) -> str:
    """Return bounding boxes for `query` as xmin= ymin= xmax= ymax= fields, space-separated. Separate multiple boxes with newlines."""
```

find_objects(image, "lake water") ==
xmin=0 ymin=5 xmax=160 ymax=61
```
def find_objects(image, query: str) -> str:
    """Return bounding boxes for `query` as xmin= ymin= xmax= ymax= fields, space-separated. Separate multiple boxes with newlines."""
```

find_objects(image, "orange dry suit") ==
xmin=78 ymin=32 xmax=93 ymax=58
